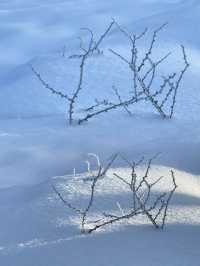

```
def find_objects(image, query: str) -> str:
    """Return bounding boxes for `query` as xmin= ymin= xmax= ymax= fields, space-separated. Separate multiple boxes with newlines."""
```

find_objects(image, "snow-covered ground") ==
xmin=0 ymin=0 xmax=200 ymax=265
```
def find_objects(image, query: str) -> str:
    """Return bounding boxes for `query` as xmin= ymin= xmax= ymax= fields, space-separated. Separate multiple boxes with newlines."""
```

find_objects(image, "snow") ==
xmin=0 ymin=0 xmax=200 ymax=265
xmin=0 ymin=166 xmax=200 ymax=266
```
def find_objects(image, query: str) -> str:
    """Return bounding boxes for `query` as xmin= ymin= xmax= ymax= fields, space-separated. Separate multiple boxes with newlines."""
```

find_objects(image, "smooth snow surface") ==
xmin=0 ymin=0 xmax=200 ymax=265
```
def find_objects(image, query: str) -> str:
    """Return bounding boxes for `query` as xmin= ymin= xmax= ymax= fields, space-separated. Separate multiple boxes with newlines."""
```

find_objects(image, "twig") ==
xmin=53 ymin=154 xmax=178 ymax=233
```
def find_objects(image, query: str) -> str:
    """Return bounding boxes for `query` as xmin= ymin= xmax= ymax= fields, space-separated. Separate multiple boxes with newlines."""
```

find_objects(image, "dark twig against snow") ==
xmin=31 ymin=21 xmax=114 ymax=125
xmin=78 ymin=21 xmax=189 ymax=124
xmin=53 ymin=154 xmax=177 ymax=233
xmin=31 ymin=20 xmax=188 ymax=125
xmin=107 ymin=21 xmax=189 ymax=119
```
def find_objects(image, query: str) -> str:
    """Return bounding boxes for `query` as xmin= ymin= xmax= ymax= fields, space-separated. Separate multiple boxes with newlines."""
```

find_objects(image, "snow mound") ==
xmin=0 ymin=165 xmax=200 ymax=266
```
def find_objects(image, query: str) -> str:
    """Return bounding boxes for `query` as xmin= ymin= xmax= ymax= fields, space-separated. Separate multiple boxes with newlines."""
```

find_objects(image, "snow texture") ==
xmin=0 ymin=0 xmax=200 ymax=265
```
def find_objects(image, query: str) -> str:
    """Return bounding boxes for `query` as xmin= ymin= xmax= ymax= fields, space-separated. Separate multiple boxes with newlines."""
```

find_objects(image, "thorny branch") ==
xmin=79 ymin=20 xmax=189 ymax=124
xmin=53 ymin=154 xmax=177 ymax=233
xmin=31 ymin=20 xmax=189 ymax=125
xmin=31 ymin=21 xmax=115 ymax=125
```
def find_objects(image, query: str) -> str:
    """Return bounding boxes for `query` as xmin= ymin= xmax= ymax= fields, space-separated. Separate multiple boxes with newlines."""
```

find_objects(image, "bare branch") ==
xmin=112 ymin=86 xmax=133 ymax=116
xmin=52 ymin=184 xmax=83 ymax=215
xmin=92 ymin=20 xmax=115 ymax=51
xmin=31 ymin=65 xmax=70 ymax=100
xmin=138 ymin=23 xmax=168 ymax=72
xmin=169 ymin=45 xmax=189 ymax=118
xmin=53 ymin=154 xmax=178 ymax=233
xmin=32 ymin=20 xmax=188 ymax=125
xmin=161 ymin=170 xmax=178 ymax=228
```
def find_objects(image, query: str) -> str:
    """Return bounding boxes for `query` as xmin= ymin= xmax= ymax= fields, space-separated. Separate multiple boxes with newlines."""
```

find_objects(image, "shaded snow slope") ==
xmin=0 ymin=0 xmax=169 ymax=74
xmin=0 ymin=55 xmax=132 ymax=118
xmin=0 ymin=113 xmax=200 ymax=188
xmin=0 ymin=0 xmax=199 ymax=189
xmin=0 ymin=0 xmax=200 ymax=118
xmin=0 ymin=1 xmax=200 ymax=265
xmin=0 ymin=165 xmax=200 ymax=266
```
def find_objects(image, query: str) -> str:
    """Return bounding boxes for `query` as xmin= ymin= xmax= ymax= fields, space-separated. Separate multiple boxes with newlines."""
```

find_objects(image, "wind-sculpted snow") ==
xmin=0 ymin=0 xmax=199 ymax=198
xmin=0 ymin=0 xmax=200 ymax=265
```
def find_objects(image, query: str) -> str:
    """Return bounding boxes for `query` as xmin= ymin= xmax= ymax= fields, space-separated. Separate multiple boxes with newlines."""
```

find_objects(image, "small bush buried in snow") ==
xmin=52 ymin=154 xmax=177 ymax=234
xmin=31 ymin=20 xmax=189 ymax=126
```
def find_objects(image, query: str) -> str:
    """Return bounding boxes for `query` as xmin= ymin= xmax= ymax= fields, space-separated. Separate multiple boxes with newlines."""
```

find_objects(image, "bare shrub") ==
xmin=52 ymin=154 xmax=177 ymax=233
xmin=31 ymin=20 xmax=189 ymax=125
xmin=78 ymin=21 xmax=189 ymax=124
xmin=31 ymin=21 xmax=114 ymax=125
